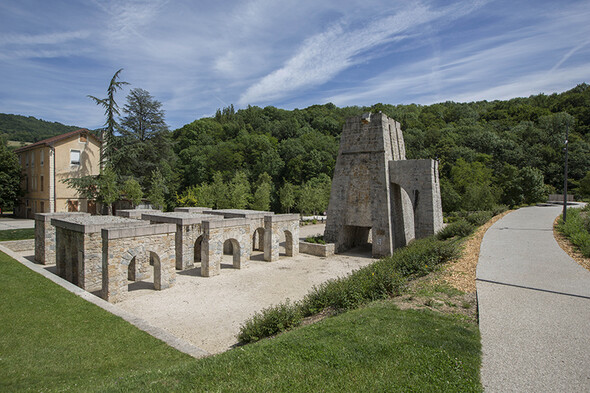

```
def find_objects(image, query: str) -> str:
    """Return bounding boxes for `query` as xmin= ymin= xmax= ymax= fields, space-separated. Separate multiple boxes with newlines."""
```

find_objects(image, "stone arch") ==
xmin=194 ymin=235 xmax=204 ymax=263
xmin=282 ymin=230 xmax=294 ymax=256
xmin=222 ymin=238 xmax=242 ymax=268
xmin=390 ymin=182 xmax=416 ymax=249
xmin=252 ymin=227 xmax=265 ymax=251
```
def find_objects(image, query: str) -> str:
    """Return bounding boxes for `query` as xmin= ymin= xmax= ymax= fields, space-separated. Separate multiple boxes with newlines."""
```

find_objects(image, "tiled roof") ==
xmin=14 ymin=129 xmax=100 ymax=153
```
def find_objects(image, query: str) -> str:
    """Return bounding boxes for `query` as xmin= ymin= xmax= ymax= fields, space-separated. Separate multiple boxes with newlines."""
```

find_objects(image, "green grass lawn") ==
xmin=0 ymin=251 xmax=482 ymax=392
xmin=0 ymin=228 xmax=35 ymax=241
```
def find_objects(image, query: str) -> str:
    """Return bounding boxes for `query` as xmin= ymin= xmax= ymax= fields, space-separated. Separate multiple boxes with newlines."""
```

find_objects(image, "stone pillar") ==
xmin=34 ymin=212 xmax=89 ymax=265
xmin=264 ymin=214 xmax=300 ymax=262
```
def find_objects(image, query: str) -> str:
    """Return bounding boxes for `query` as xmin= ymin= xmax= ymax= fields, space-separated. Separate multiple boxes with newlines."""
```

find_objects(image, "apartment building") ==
xmin=14 ymin=129 xmax=101 ymax=218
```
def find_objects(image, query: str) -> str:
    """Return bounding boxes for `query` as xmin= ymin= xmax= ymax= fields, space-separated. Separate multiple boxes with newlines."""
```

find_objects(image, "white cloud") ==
xmin=237 ymin=1 xmax=491 ymax=106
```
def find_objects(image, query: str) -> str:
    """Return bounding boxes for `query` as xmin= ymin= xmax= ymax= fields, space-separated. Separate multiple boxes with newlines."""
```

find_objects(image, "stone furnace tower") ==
xmin=324 ymin=113 xmax=443 ymax=257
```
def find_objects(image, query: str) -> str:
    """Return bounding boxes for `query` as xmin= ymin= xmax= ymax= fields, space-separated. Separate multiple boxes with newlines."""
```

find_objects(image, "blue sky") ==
xmin=1 ymin=0 xmax=589 ymax=130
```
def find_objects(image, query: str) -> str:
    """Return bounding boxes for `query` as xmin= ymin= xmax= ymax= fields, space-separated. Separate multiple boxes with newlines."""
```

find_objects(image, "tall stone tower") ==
xmin=324 ymin=113 xmax=443 ymax=257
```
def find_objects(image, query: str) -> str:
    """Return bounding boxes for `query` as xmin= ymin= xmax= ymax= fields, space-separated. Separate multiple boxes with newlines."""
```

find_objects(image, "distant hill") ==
xmin=0 ymin=113 xmax=80 ymax=143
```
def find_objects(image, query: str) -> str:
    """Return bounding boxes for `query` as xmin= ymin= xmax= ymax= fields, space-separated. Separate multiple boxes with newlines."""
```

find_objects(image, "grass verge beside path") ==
xmin=0 ymin=251 xmax=193 ymax=392
xmin=102 ymin=301 xmax=482 ymax=392
xmin=1 ymin=250 xmax=482 ymax=392
xmin=0 ymin=228 xmax=35 ymax=241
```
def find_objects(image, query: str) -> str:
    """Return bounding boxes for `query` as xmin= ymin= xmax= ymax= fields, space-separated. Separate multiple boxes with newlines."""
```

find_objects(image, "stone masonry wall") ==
xmin=35 ymin=212 xmax=89 ymax=265
xmin=102 ymin=224 xmax=176 ymax=303
xmin=201 ymin=219 xmax=251 ymax=277
xmin=264 ymin=214 xmax=300 ymax=262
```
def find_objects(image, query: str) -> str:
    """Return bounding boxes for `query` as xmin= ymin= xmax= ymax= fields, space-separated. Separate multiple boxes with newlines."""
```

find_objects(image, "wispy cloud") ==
xmin=238 ymin=1 xmax=488 ymax=105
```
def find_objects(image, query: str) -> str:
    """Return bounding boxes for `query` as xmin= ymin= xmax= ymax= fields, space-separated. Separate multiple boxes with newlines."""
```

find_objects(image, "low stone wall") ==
xmin=548 ymin=194 xmax=575 ymax=203
xmin=299 ymin=241 xmax=335 ymax=257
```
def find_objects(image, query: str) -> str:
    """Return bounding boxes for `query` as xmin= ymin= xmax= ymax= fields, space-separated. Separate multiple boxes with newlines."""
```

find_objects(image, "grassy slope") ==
xmin=0 ymin=251 xmax=481 ymax=392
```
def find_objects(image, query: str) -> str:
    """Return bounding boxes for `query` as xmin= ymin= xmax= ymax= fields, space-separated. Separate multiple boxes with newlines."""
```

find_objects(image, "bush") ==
xmin=237 ymin=235 xmax=463 ymax=344
xmin=305 ymin=235 xmax=326 ymax=244
xmin=465 ymin=211 xmax=493 ymax=226
xmin=557 ymin=208 xmax=590 ymax=258
xmin=491 ymin=204 xmax=509 ymax=216
xmin=436 ymin=220 xmax=475 ymax=240
xmin=238 ymin=300 xmax=303 ymax=343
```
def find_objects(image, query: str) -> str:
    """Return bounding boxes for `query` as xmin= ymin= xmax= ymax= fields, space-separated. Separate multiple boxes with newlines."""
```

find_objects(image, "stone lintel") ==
xmin=142 ymin=212 xmax=220 ymax=225
xmin=174 ymin=207 xmax=213 ymax=214
xmin=116 ymin=209 xmax=161 ymax=219
xmin=102 ymin=223 xmax=176 ymax=239
xmin=35 ymin=212 xmax=90 ymax=222
xmin=203 ymin=218 xmax=249 ymax=230
xmin=51 ymin=217 xmax=149 ymax=233
xmin=208 ymin=209 xmax=274 ymax=219
xmin=264 ymin=214 xmax=300 ymax=223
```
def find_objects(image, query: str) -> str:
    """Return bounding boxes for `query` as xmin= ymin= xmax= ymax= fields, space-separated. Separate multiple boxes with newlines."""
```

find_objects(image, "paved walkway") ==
xmin=0 ymin=217 xmax=34 ymax=230
xmin=477 ymin=204 xmax=590 ymax=392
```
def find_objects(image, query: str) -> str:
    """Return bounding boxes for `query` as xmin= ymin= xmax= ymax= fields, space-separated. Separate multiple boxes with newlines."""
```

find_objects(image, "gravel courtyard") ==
xmin=113 ymin=223 xmax=375 ymax=354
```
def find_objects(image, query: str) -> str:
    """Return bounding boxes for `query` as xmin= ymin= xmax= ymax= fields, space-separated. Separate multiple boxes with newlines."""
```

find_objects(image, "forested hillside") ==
xmin=171 ymin=83 xmax=590 ymax=213
xmin=0 ymin=113 xmax=79 ymax=143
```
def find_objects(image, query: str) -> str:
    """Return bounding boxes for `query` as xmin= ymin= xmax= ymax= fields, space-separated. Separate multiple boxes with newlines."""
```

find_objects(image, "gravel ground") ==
xmin=115 ymin=223 xmax=377 ymax=354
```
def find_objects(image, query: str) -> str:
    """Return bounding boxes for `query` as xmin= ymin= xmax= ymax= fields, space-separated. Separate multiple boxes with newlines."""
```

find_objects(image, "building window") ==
xmin=31 ymin=151 xmax=35 ymax=166
xmin=40 ymin=150 xmax=44 ymax=166
xmin=41 ymin=175 xmax=44 ymax=191
xmin=24 ymin=175 xmax=28 ymax=191
xmin=70 ymin=150 xmax=80 ymax=165
xmin=80 ymin=133 xmax=87 ymax=143
xmin=40 ymin=201 xmax=45 ymax=213
xmin=26 ymin=152 xmax=29 ymax=167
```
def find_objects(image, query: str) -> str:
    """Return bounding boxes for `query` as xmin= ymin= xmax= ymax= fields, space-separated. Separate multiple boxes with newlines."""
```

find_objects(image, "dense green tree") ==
xmin=279 ymin=182 xmax=297 ymax=213
xmin=576 ymin=171 xmax=590 ymax=198
xmin=122 ymin=178 xmax=143 ymax=207
xmin=228 ymin=171 xmax=251 ymax=209
xmin=97 ymin=167 xmax=119 ymax=215
xmin=0 ymin=138 xmax=22 ymax=214
xmin=251 ymin=180 xmax=272 ymax=211
xmin=113 ymin=88 xmax=174 ymax=191
xmin=147 ymin=169 xmax=166 ymax=210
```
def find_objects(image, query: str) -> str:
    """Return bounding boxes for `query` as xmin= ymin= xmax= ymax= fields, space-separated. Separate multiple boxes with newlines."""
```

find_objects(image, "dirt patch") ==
xmin=553 ymin=216 xmax=590 ymax=273
xmin=434 ymin=210 xmax=512 ymax=293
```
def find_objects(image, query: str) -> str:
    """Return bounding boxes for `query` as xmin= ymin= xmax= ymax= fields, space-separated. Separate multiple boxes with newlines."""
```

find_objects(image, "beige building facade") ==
xmin=14 ymin=129 xmax=101 ymax=218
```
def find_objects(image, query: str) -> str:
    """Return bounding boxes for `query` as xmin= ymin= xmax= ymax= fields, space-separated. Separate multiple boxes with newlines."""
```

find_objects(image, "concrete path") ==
xmin=0 ymin=217 xmax=34 ymax=230
xmin=477 ymin=204 xmax=590 ymax=392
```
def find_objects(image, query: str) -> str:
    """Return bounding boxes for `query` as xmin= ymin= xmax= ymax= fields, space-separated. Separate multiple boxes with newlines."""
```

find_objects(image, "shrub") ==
xmin=238 ymin=236 xmax=461 ymax=343
xmin=557 ymin=208 xmax=590 ymax=258
xmin=436 ymin=220 xmax=475 ymax=240
xmin=305 ymin=235 xmax=326 ymax=244
xmin=465 ymin=211 xmax=493 ymax=226
xmin=491 ymin=204 xmax=509 ymax=216
xmin=238 ymin=300 xmax=303 ymax=343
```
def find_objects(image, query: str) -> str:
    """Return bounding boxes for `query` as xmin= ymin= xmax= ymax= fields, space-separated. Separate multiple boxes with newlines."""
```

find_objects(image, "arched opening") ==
xmin=281 ymin=230 xmax=294 ymax=257
xmin=128 ymin=251 xmax=157 ymax=292
xmin=252 ymin=228 xmax=265 ymax=251
xmin=194 ymin=235 xmax=204 ymax=263
xmin=391 ymin=183 xmax=415 ymax=249
xmin=222 ymin=239 xmax=240 ymax=269
xmin=251 ymin=228 xmax=265 ymax=260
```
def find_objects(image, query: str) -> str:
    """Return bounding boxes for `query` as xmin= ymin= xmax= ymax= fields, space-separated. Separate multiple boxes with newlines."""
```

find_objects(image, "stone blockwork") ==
xmin=299 ymin=241 xmax=335 ymax=257
xmin=102 ymin=223 xmax=176 ymax=303
xmin=142 ymin=212 xmax=222 ymax=270
xmin=264 ymin=214 xmax=300 ymax=262
xmin=37 ymin=206 xmax=301 ymax=302
xmin=324 ymin=113 xmax=443 ymax=257
xmin=52 ymin=215 xmax=150 ymax=292
xmin=116 ymin=209 xmax=161 ymax=219
xmin=201 ymin=218 xmax=251 ymax=277
xmin=35 ymin=212 xmax=89 ymax=265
